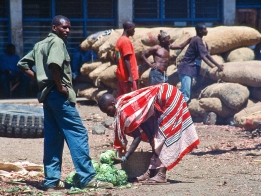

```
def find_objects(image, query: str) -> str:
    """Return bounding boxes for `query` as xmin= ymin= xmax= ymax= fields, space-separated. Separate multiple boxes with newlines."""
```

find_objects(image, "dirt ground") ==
xmin=0 ymin=99 xmax=261 ymax=196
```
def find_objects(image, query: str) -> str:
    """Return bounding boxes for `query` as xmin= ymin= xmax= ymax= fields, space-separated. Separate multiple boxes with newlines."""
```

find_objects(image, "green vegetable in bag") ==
xmin=65 ymin=171 xmax=80 ymax=187
xmin=100 ymin=150 xmax=116 ymax=165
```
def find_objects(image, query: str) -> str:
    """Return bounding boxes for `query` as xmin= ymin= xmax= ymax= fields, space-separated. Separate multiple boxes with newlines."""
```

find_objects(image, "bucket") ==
xmin=120 ymin=151 xmax=152 ymax=179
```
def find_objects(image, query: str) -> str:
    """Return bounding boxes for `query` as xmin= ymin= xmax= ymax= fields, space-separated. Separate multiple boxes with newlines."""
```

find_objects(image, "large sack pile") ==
xmin=76 ymin=26 xmax=261 ymax=130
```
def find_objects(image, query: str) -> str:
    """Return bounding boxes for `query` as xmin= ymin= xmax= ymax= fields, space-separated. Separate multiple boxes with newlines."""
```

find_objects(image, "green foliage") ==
xmin=100 ymin=150 xmax=116 ymax=165
xmin=96 ymin=163 xmax=127 ymax=186
xmin=99 ymin=163 xmax=115 ymax=174
xmin=65 ymin=171 xmax=80 ymax=187
xmin=65 ymin=151 xmax=128 ymax=188
xmin=91 ymin=160 xmax=100 ymax=173
xmin=116 ymin=169 xmax=128 ymax=185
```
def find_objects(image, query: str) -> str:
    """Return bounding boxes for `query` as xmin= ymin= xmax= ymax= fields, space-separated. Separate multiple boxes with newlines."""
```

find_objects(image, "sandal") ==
xmin=136 ymin=170 xmax=150 ymax=182
xmin=142 ymin=172 xmax=169 ymax=185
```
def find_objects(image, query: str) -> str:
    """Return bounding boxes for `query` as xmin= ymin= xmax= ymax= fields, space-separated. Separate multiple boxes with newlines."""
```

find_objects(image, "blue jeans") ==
xmin=43 ymin=89 xmax=95 ymax=188
xmin=179 ymin=73 xmax=192 ymax=103
xmin=149 ymin=68 xmax=168 ymax=86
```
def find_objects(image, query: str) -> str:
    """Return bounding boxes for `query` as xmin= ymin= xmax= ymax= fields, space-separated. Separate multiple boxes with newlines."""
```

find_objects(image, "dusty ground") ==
xmin=0 ymin=99 xmax=261 ymax=196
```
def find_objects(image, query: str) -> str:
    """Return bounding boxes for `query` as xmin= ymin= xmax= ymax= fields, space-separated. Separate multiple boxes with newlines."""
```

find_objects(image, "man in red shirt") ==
xmin=115 ymin=21 xmax=139 ymax=97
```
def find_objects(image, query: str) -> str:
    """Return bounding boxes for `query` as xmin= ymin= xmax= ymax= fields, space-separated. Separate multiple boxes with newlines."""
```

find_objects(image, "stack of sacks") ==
xmin=77 ymin=26 xmax=261 ymax=129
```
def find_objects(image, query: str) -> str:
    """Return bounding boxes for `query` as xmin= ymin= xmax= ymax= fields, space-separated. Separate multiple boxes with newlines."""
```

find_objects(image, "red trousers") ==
xmin=117 ymin=80 xmax=137 ymax=97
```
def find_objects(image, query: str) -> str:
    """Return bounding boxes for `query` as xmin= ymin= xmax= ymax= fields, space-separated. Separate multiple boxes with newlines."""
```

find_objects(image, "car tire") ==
xmin=0 ymin=104 xmax=44 ymax=138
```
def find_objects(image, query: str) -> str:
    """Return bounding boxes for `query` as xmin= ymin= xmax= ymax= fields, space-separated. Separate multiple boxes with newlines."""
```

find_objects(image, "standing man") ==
xmin=115 ymin=21 xmax=139 ymax=97
xmin=141 ymin=30 xmax=191 ymax=85
xmin=17 ymin=15 xmax=112 ymax=191
xmin=177 ymin=23 xmax=224 ymax=103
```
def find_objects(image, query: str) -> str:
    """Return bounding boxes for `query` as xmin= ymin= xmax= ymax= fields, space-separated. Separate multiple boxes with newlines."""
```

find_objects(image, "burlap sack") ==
xmin=133 ymin=40 xmax=146 ymax=61
xmin=106 ymin=50 xmax=115 ymax=62
xmin=169 ymin=49 xmax=179 ymax=64
xmin=199 ymin=97 xmax=237 ymax=118
xmin=224 ymin=47 xmax=255 ymax=62
xmin=98 ymin=30 xmax=122 ymax=53
xmin=199 ymin=55 xmax=224 ymax=81
xmin=92 ymin=29 xmax=121 ymax=51
xmin=140 ymin=27 xmax=172 ymax=46
xmin=166 ymin=64 xmax=179 ymax=86
xmin=233 ymin=102 xmax=261 ymax=130
xmin=80 ymin=61 xmax=103 ymax=75
xmin=96 ymin=65 xmax=118 ymax=89
xmin=89 ymin=62 xmax=111 ymax=81
xmin=247 ymin=98 xmax=259 ymax=107
xmin=187 ymin=98 xmax=205 ymax=117
xmin=218 ymin=61 xmax=261 ymax=87
xmin=78 ymin=87 xmax=113 ymax=102
xmin=92 ymin=88 xmax=114 ymax=102
xmin=249 ymin=87 xmax=261 ymax=101
xmin=80 ymin=29 xmax=114 ymax=51
xmin=175 ymin=44 xmax=189 ymax=67
xmin=166 ymin=27 xmax=196 ymax=41
xmin=139 ymin=68 xmax=151 ymax=88
xmin=74 ymin=72 xmax=93 ymax=83
xmin=205 ymin=26 xmax=261 ymax=55
xmin=199 ymin=83 xmax=249 ymax=110
xmin=73 ymin=82 xmax=93 ymax=96
xmin=78 ymin=87 xmax=98 ymax=101
xmin=80 ymin=39 xmax=92 ymax=51
xmin=172 ymin=31 xmax=192 ymax=45
xmin=167 ymin=31 xmax=189 ymax=63
xmin=97 ymin=51 xmax=108 ymax=61
xmin=138 ymin=64 xmax=150 ymax=77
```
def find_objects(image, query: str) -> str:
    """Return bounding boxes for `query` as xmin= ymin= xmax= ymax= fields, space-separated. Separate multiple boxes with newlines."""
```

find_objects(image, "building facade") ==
xmin=1 ymin=0 xmax=260 ymax=58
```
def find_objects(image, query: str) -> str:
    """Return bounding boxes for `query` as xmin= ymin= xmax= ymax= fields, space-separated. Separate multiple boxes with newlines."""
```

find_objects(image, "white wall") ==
xmin=10 ymin=0 xmax=23 ymax=57
xmin=223 ymin=0 xmax=236 ymax=25
xmin=118 ymin=0 xmax=133 ymax=28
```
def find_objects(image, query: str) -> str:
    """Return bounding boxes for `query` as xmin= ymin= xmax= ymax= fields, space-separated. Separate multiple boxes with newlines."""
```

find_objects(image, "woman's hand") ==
xmin=112 ymin=157 xmax=126 ymax=164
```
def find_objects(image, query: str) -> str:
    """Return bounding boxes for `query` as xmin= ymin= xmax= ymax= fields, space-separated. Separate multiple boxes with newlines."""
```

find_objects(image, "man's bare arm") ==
xmin=123 ymin=54 xmax=134 ymax=82
xmin=113 ymin=128 xmax=142 ymax=164
xmin=169 ymin=37 xmax=192 ymax=50
xmin=203 ymin=54 xmax=224 ymax=71
xmin=141 ymin=46 xmax=159 ymax=68
xmin=49 ymin=63 xmax=68 ymax=96
xmin=124 ymin=129 xmax=142 ymax=159
xmin=19 ymin=68 xmax=36 ymax=80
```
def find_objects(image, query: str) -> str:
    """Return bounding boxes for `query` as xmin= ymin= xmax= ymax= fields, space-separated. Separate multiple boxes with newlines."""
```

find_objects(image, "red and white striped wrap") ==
xmin=114 ymin=83 xmax=199 ymax=170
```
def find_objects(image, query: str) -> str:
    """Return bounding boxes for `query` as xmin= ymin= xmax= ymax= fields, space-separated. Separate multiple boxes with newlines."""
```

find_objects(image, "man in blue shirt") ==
xmin=0 ymin=44 xmax=30 ymax=98
xmin=71 ymin=45 xmax=97 ymax=80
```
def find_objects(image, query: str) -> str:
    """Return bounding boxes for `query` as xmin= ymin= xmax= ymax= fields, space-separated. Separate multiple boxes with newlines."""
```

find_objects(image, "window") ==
xmin=133 ymin=0 xmax=222 ymax=27
xmin=0 ymin=0 xmax=9 ymax=54
xmin=236 ymin=0 xmax=261 ymax=8
xmin=22 ymin=0 xmax=117 ymax=56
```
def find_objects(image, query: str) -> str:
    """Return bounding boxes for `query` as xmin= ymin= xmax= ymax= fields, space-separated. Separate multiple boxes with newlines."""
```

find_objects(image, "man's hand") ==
xmin=217 ymin=64 xmax=224 ymax=71
xmin=58 ymin=86 xmax=69 ymax=97
xmin=150 ymin=63 xmax=157 ymax=69
xmin=128 ymin=77 xmax=134 ymax=89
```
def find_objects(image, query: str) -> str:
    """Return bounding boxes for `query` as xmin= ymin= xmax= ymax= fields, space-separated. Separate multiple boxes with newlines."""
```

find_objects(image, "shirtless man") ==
xmin=141 ymin=30 xmax=191 ymax=85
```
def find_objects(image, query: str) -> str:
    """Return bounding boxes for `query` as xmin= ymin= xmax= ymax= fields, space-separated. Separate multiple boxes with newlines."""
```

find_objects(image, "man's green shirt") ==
xmin=18 ymin=33 xmax=76 ymax=103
